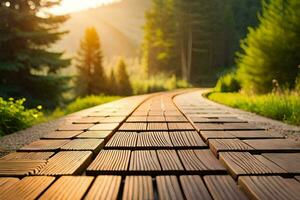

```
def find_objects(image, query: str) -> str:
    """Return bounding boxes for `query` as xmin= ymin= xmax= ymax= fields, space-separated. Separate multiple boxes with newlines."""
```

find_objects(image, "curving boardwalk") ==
xmin=0 ymin=89 xmax=300 ymax=199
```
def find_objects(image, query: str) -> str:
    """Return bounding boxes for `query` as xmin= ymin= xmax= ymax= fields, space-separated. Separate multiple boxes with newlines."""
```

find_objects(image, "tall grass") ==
xmin=207 ymin=92 xmax=300 ymax=125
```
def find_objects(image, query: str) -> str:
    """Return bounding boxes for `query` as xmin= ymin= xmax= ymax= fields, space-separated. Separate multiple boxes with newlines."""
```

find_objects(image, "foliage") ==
xmin=0 ymin=98 xmax=43 ymax=136
xmin=0 ymin=0 xmax=70 ymax=108
xmin=115 ymin=59 xmax=133 ymax=96
xmin=75 ymin=27 xmax=107 ymax=96
xmin=207 ymin=92 xmax=300 ymax=125
xmin=131 ymin=74 xmax=191 ymax=95
xmin=237 ymin=0 xmax=300 ymax=93
xmin=215 ymin=71 xmax=241 ymax=92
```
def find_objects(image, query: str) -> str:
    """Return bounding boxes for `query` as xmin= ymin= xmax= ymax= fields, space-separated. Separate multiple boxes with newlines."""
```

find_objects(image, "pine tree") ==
xmin=108 ymin=69 xmax=117 ymax=95
xmin=237 ymin=0 xmax=300 ymax=93
xmin=75 ymin=27 xmax=107 ymax=96
xmin=0 ymin=0 xmax=70 ymax=108
xmin=116 ymin=59 xmax=132 ymax=96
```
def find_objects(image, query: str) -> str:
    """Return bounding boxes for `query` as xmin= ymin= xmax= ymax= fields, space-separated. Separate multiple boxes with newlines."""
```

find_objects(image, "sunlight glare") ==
xmin=49 ymin=0 xmax=121 ymax=15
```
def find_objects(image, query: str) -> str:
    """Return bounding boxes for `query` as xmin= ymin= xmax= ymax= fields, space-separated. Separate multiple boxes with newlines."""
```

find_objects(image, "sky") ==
xmin=49 ymin=0 xmax=121 ymax=15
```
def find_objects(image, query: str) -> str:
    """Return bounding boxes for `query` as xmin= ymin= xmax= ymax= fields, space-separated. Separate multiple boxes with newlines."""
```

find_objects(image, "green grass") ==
xmin=207 ymin=92 xmax=300 ymax=126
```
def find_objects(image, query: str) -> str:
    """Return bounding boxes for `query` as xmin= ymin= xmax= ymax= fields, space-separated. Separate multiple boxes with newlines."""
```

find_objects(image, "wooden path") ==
xmin=0 ymin=89 xmax=300 ymax=200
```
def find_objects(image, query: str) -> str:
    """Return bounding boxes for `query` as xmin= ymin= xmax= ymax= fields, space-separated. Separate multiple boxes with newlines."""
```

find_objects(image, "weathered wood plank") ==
xmin=105 ymin=132 xmax=137 ymax=149
xmin=244 ymin=139 xmax=300 ymax=152
xmin=0 ymin=152 xmax=54 ymax=160
xmin=76 ymin=130 xmax=112 ymax=139
xmin=89 ymin=123 xmax=120 ymax=131
xmin=60 ymin=139 xmax=104 ymax=153
xmin=165 ymin=116 xmax=188 ymax=122
xmin=129 ymin=151 xmax=161 ymax=173
xmin=157 ymin=150 xmax=184 ymax=172
xmin=20 ymin=140 xmax=70 ymax=151
xmin=40 ymin=176 xmax=93 ymax=200
xmin=0 ymin=160 xmax=47 ymax=176
xmin=42 ymin=131 xmax=83 ymax=139
xmin=204 ymin=175 xmax=248 ymax=200
xmin=119 ymin=123 xmax=147 ymax=131
xmin=262 ymin=153 xmax=300 ymax=174
xmin=0 ymin=177 xmax=19 ymax=190
xmin=169 ymin=131 xmax=207 ymax=148
xmin=239 ymin=176 xmax=300 ymax=200
xmin=137 ymin=132 xmax=173 ymax=149
xmin=156 ymin=176 xmax=184 ymax=200
xmin=201 ymin=131 xmax=236 ymax=141
xmin=179 ymin=175 xmax=212 ymax=200
xmin=147 ymin=123 xmax=168 ymax=131
xmin=209 ymin=139 xmax=254 ymax=156
xmin=168 ymin=123 xmax=195 ymax=131
xmin=122 ymin=176 xmax=154 ymax=200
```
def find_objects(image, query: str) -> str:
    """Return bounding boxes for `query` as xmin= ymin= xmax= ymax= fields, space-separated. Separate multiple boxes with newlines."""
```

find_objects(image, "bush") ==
xmin=64 ymin=95 xmax=121 ymax=114
xmin=215 ymin=72 xmax=241 ymax=92
xmin=0 ymin=98 xmax=43 ymax=136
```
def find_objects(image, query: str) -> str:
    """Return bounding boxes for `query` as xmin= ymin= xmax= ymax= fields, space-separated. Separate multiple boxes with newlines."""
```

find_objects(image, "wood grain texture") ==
xmin=119 ymin=123 xmax=147 ymax=131
xmin=219 ymin=152 xmax=286 ymax=179
xmin=42 ymin=131 xmax=83 ymax=139
xmin=168 ymin=123 xmax=195 ymax=131
xmin=40 ymin=176 xmax=93 ymax=200
xmin=87 ymin=150 xmax=130 ymax=175
xmin=169 ymin=131 xmax=206 ymax=148
xmin=239 ymin=176 xmax=300 ymax=200
xmin=157 ymin=150 xmax=184 ymax=172
xmin=147 ymin=116 xmax=165 ymax=122
xmin=204 ymin=175 xmax=248 ymax=200
xmin=101 ymin=116 xmax=125 ymax=123
xmin=0 ymin=152 xmax=54 ymax=160
xmin=0 ymin=160 xmax=47 ymax=176
xmin=38 ymin=151 xmax=92 ymax=175
xmin=76 ymin=131 xmax=112 ymax=139
xmin=147 ymin=123 xmax=168 ymax=131
xmin=89 ymin=123 xmax=120 ymax=131
xmin=156 ymin=176 xmax=184 ymax=200
xmin=0 ymin=176 xmax=55 ymax=200
xmin=105 ymin=132 xmax=137 ymax=148
xmin=190 ymin=117 xmax=245 ymax=123
xmin=0 ymin=178 xmax=19 ymax=190
xmin=85 ymin=176 xmax=122 ymax=200
xmin=201 ymin=131 xmax=236 ymax=141
xmin=244 ymin=139 xmax=300 ymax=152
xmin=262 ymin=153 xmax=300 ymax=174
xmin=137 ymin=132 xmax=173 ymax=149
xmin=129 ymin=151 xmax=161 ymax=173
xmin=178 ymin=150 xmax=226 ymax=173
xmin=58 ymin=124 xmax=93 ymax=131
xmin=20 ymin=140 xmax=70 ymax=151
xmin=229 ymin=130 xmax=284 ymax=139
xmin=72 ymin=117 xmax=105 ymax=124
xmin=122 ymin=176 xmax=154 ymax=200
xmin=179 ymin=175 xmax=212 ymax=200
xmin=165 ymin=116 xmax=188 ymax=122
xmin=60 ymin=139 xmax=104 ymax=152
xmin=126 ymin=116 xmax=147 ymax=122
xmin=209 ymin=139 xmax=254 ymax=156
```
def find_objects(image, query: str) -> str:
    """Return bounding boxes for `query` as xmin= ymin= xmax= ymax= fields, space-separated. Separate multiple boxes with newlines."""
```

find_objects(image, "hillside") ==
xmin=55 ymin=0 xmax=151 ymax=66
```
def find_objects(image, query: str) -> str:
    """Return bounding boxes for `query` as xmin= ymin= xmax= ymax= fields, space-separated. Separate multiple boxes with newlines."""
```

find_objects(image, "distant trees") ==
xmin=237 ymin=0 xmax=300 ymax=93
xmin=115 ymin=59 xmax=132 ymax=96
xmin=75 ymin=27 xmax=106 ymax=96
xmin=0 ymin=0 xmax=70 ymax=108
xmin=142 ymin=0 xmax=262 ymax=85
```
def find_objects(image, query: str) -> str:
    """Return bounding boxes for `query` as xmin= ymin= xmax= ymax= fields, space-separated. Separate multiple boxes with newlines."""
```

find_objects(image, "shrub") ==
xmin=64 ymin=95 xmax=121 ymax=114
xmin=215 ymin=72 xmax=241 ymax=92
xmin=0 ymin=98 xmax=43 ymax=136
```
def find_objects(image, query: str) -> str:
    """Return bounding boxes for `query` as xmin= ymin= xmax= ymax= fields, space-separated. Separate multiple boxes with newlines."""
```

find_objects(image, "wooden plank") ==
xmin=244 ymin=139 xmax=300 ymax=152
xmin=201 ymin=131 xmax=236 ymax=141
xmin=157 ymin=150 xmax=184 ymax=172
xmin=156 ymin=176 xmax=184 ymax=200
xmin=0 ymin=178 xmax=19 ymax=190
xmin=126 ymin=116 xmax=147 ymax=122
xmin=40 ymin=176 xmax=93 ymax=200
xmin=295 ymin=176 xmax=300 ymax=182
xmin=89 ymin=123 xmax=120 ymax=131
xmin=168 ymin=123 xmax=195 ymax=131
xmin=209 ymin=139 xmax=254 ymax=156
xmin=195 ymin=123 xmax=224 ymax=131
xmin=122 ymin=176 xmax=154 ymax=200
xmin=42 ymin=131 xmax=83 ymax=139
xmin=239 ymin=176 xmax=300 ymax=200
xmin=0 ymin=152 xmax=54 ymax=160
xmin=190 ymin=117 xmax=245 ymax=123
xmin=20 ymin=140 xmax=70 ymax=151
xmin=58 ymin=124 xmax=93 ymax=131
xmin=147 ymin=116 xmax=165 ymax=122
xmin=204 ymin=175 xmax=248 ymax=200
xmin=105 ymin=132 xmax=137 ymax=149
xmin=87 ymin=150 xmax=130 ymax=175
xmin=0 ymin=176 xmax=55 ymax=200
xmin=165 ymin=116 xmax=188 ymax=122
xmin=196 ymin=123 xmax=263 ymax=131
xmin=76 ymin=130 xmax=112 ymax=139
xmin=37 ymin=151 xmax=92 ymax=175
xmin=178 ymin=150 xmax=226 ymax=174
xmin=229 ymin=130 xmax=284 ymax=139
xmin=169 ymin=131 xmax=207 ymax=148
xmin=219 ymin=152 xmax=287 ymax=179
xmin=60 ymin=139 xmax=104 ymax=153
xmin=101 ymin=116 xmax=125 ymax=123
xmin=129 ymin=151 xmax=161 ymax=173
xmin=137 ymin=132 xmax=173 ymax=149
xmin=164 ymin=111 xmax=182 ymax=116
xmin=119 ymin=123 xmax=147 ymax=131
xmin=85 ymin=176 xmax=122 ymax=200
xmin=179 ymin=175 xmax=212 ymax=200
xmin=147 ymin=123 xmax=168 ymax=131
xmin=262 ymin=153 xmax=300 ymax=174
xmin=0 ymin=160 xmax=47 ymax=176
xmin=72 ymin=117 xmax=105 ymax=124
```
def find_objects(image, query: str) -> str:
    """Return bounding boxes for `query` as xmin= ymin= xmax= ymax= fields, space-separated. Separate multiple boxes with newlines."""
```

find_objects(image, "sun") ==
xmin=49 ymin=0 xmax=121 ymax=15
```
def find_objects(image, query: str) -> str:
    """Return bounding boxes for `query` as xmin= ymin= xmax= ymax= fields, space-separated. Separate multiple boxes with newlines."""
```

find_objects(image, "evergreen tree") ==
xmin=116 ymin=59 xmax=132 ymax=96
xmin=75 ymin=27 xmax=107 ymax=96
xmin=237 ymin=0 xmax=300 ymax=93
xmin=0 ymin=0 xmax=70 ymax=108
xmin=108 ymin=69 xmax=117 ymax=95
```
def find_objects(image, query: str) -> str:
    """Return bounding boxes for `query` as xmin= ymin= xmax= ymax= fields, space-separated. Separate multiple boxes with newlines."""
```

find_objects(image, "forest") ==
xmin=0 ymin=0 xmax=299 ymax=135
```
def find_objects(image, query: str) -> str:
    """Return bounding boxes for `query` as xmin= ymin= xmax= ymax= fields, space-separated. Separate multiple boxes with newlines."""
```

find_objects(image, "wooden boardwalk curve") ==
xmin=0 ymin=89 xmax=300 ymax=199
